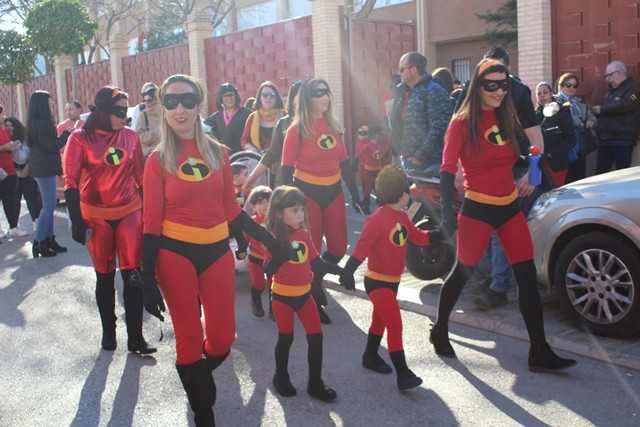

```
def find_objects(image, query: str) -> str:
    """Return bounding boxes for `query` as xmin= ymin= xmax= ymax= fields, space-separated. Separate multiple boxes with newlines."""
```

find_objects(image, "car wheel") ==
xmin=554 ymin=231 xmax=640 ymax=337
xmin=405 ymin=216 xmax=455 ymax=280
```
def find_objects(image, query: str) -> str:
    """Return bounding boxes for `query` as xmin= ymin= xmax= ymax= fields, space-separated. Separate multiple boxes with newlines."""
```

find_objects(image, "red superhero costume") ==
xmin=143 ymin=139 xmax=242 ymax=365
xmin=246 ymin=214 xmax=271 ymax=293
xmin=355 ymin=140 xmax=389 ymax=211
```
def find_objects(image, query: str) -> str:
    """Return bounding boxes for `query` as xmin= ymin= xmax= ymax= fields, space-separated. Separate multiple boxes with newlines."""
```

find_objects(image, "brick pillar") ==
xmin=416 ymin=0 xmax=437 ymax=71
xmin=53 ymin=55 xmax=72 ymax=123
xmin=186 ymin=11 xmax=212 ymax=117
xmin=310 ymin=0 xmax=344 ymax=124
xmin=108 ymin=33 xmax=129 ymax=90
xmin=517 ymin=0 xmax=552 ymax=89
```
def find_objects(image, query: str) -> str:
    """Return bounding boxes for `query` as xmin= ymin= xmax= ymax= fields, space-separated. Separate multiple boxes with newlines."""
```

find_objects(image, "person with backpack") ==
xmin=134 ymin=83 xmax=162 ymax=158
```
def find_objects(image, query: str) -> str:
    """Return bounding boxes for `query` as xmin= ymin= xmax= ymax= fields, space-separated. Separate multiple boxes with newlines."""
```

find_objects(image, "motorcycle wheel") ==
xmin=405 ymin=216 xmax=455 ymax=280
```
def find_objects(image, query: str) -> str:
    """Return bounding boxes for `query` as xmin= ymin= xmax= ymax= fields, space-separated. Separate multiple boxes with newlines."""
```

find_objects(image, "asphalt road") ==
xmin=1 ymin=213 xmax=640 ymax=426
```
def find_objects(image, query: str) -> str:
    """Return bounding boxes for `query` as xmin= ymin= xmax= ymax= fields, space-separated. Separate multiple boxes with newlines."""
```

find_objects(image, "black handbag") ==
xmin=577 ymin=127 xmax=597 ymax=156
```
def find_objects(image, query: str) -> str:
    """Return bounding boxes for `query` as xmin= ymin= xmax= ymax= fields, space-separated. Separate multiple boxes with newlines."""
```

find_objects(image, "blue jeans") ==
xmin=34 ymin=176 xmax=57 ymax=242
xmin=489 ymin=232 xmax=512 ymax=293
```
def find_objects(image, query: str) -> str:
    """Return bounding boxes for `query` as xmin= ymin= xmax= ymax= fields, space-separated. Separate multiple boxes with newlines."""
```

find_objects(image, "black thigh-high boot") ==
xmin=389 ymin=350 xmax=423 ymax=391
xmin=204 ymin=350 xmax=229 ymax=405
xmin=121 ymin=269 xmax=156 ymax=354
xmin=176 ymin=359 xmax=215 ymax=427
xmin=362 ymin=332 xmax=392 ymax=374
xmin=96 ymin=271 xmax=117 ymax=350
xmin=306 ymin=332 xmax=336 ymax=401
xmin=272 ymin=333 xmax=296 ymax=396
xmin=512 ymin=261 xmax=577 ymax=372
xmin=430 ymin=261 xmax=474 ymax=358
xmin=250 ymin=287 xmax=265 ymax=317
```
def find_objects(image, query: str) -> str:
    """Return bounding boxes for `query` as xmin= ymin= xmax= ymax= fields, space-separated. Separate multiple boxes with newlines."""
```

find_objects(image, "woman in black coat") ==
xmin=203 ymin=83 xmax=251 ymax=155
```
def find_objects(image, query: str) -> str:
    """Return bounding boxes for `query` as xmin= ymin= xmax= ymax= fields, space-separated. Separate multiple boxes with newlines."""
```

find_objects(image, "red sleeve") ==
xmin=142 ymin=152 xmax=165 ymax=236
xmin=440 ymin=117 xmax=466 ymax=176
xmin=133 ymin=134 xmax=145 ymax=189
xmin=407 ymin=220 xmax=431 ymax=246
xmin=281 ymin=124 xmax=301 ymax=168
xmin=350 ymin=215 xmax=379 ymax=263
xmin=240 ymin=113 xmax=254 ymax=150
xmin=63 ymin=130 xmax=84 ymax=190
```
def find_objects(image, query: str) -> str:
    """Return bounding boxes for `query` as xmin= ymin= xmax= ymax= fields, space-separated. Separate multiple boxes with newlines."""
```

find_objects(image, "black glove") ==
xmin=64 ymin=188 xmax=90 ymax=245
xmin=352 ymin=158 xmax=360 ymax=172
xmin=351 ymin=195 xmax=365 ymax=215
xmin=439 ymin=172 xmax=458 ymax=238
xmin=263 ymin=239 xmax=291 ymax=276
xmin=339 ymin=270 xmax=355 ymax=290
xmin=130 ymin=268 xmax=165 ymax=321
xmin=427 ymin=228 xmax=444 ymax=245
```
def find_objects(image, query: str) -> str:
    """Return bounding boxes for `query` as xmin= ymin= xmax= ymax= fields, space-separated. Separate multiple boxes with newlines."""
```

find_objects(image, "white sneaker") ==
xmin=33 ymin=221 xmax=38 ymax=232
xmin=9 ymin=227 xmax=29 ymax=237
xmin=0 ymin=229 xmax=6 ymax=238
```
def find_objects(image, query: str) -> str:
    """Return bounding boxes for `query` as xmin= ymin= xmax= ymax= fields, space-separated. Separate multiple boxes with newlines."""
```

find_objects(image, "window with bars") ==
xmin=452 ymin=59 xmax=470 ymax=84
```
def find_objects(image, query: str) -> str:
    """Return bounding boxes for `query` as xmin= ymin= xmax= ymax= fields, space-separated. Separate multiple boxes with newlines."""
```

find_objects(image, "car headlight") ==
xmin=527 ymin=189 xmax=564 ymax=220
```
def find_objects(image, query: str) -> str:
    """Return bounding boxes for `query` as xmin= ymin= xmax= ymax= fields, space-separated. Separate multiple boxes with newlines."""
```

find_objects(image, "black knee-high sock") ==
xmin=95 ymin=270 xmax=116 ymax=337
xmin=389 ymin=350 xmax=409 ymax=374
xmin=363 ymin=332 xmax=383 ymax=357
xmin=434 ymin=261 xmax=474 ymax=331
xmin=121 ymin=269 xmax=144 ymax=342
xmin=307 ymin=332 xmax=323 ymax=383
xmin=275 ymin=333 xmax=294 ymax=376
xmin=512 ymin=261 xmax=546 ymax=347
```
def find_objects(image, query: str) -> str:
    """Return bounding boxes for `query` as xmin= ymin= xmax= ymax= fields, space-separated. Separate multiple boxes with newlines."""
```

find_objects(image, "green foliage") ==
xmin=139 ymin=11 xmax=186 ymax=52
xmin=24 ymin=0 xmax=97 ymax=57
xmin=0 ymin=30 xmax=37 ymax=85
xmin=475 ymin=0 xmax=517 ymax=50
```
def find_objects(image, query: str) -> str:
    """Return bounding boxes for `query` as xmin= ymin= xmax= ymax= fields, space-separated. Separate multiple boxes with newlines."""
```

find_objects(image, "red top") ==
xmin=440 ymin=109 xmax=518 ymax=197
xmin=64 ymin=127 xmax=143 ymax=217
xmin=355 ymin=140 xmax=389 ymax=171
xmin=351 ymin=205 xmax=431 ymax=280
xmin=0 ymin=128 xmax=15 ymax=175
xmin=245 ymin=214 xmax=266 ymax=259
xmin=265 ymin=228 xmax=319 ymax=287
xmin=143 ymin=139 xmax=242 ymax=241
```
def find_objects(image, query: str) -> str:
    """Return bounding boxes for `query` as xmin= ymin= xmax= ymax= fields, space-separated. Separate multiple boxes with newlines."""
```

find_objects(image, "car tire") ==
xmin=554 ymin=231 xmax=640 ymax=337
xmin=405 ymin=216 xmax=455 ymax=281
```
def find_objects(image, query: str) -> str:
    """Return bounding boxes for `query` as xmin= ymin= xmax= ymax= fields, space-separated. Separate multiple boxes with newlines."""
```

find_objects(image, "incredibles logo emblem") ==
xmin=104 ymin=147 xmax=127 ymax=165
xmin=374 ymin=149 xmax=381 ymax=159
xmin=483 ymin=125 xmax=509 ymax=146
xmin=316 ymin=134 xmax=337 ymax=150
xmin=177 ymin=157 xmax=210 ymax=182
xmin=389 ymin=222 xmax=409 ymax=247
xmin=289 ymin=240 xmax=308 ymax=264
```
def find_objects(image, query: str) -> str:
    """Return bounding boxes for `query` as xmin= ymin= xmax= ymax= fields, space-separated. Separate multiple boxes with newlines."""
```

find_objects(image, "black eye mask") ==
xmin=481 ymin=79 xmax=509 ymax=93
xmin=162 ymin=93 xmax=200 ymax=110
xmin=310 ymin=88 xmax=331 ymax=98
xmin=110 ymin=106 xmax=128 ymax=119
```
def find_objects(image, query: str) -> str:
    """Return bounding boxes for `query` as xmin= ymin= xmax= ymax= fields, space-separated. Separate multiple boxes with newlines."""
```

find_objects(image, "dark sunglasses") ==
xmin=110 ymin=106 xmax=128 ymax=119
xmin=481 ymin=78 xmax=509 ymax=93
xmin=311 ymin=88 xmax=331 ymax=98
xmin=358 ymin=130 xmax=368 ymax=136
xmin=162 ymin=93 xmax=200 ymax=110
xmin=563 ymin=82 xmax=578 ymax=89
xmin=261 ymin=91 xmax=277 ymax=98
xmin=141 ymin=87 xmax=157 ymax=98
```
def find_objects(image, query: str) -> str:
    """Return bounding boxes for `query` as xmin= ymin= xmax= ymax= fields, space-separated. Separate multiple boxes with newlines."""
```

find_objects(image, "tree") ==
xmin=0 ymin=29 xmax=37 ymax=113
xmin=475 ymin=0 xmax=517 ymax=50
xmin=351 ymin=0 xmax=377 ymax=18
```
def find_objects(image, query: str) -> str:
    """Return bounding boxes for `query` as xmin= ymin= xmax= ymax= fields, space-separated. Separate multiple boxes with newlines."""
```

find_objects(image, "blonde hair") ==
xmin=157 ymin=74 xmax=224 ymax=174
xmin=291 ymin=77 xmax=342 ymax=139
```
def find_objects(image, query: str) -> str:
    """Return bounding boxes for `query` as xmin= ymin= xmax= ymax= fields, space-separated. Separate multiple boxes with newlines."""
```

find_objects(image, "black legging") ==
xmin=0 ymin=175 xmax=18 ymax=229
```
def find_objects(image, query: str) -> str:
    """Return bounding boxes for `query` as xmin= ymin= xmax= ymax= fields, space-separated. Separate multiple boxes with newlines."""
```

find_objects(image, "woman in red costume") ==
xmin=430 ymin=59 xmax=577 ymax=372
xmin=64 ymin=86 xmax=154 ymax=354
xmin=281 ymin=77 xmax=362 ymax=324
xmin=139 ymin=74 xmax=288 ymax=427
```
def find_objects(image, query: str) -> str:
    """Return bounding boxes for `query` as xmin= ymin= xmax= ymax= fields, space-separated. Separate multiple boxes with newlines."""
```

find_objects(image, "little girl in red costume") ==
xmin=245 ymin=185 xmax=273 ymax=318
xmin=263 ymin=186 xmax=354 ymax=402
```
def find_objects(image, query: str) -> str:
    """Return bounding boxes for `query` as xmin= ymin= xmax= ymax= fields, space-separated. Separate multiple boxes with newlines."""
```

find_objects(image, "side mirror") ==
xmin=542 ymin=102 xmax=560 ymax=117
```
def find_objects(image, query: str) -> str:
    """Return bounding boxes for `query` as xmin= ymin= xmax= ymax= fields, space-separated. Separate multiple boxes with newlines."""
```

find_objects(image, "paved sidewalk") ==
xmin=329 ymin=205 xmax=640 ymax=372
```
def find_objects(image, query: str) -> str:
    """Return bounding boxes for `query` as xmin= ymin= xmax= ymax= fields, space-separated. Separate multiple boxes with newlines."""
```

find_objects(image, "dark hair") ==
xmin=67 ymin=99 xmax=81 ymax=109
xmin=432 ymin=67 xmax=454 ymax=94
xmin=215 ymin=83 xmax=241 ymax=111
xmin=248 ymin=185 xmax=273 ymax=206
xmin=26 ymin=91 xmax=55 ymax=148
xmin=4 ymin=116 xmax=25 ymax=141
xmin=535 ymin=82 xmax=554 ymax=112
xmin=0 ymin=104 xmax=3 ymax=113
xmin=285 ymin=80 xmax=303 ymax=117
xmin=83 ymin=86 xmax=128 ymax=134
xmin=375 ymin=165 xmax=409 ymax=205
xmin=230 ymin=162 xmax=248 ymax=176
xmin=407 ymin=52 xmax=427 ymax=76
xmin=390 ymin=73 xmax=401 ymax=87
xmin=484 ymin=46 xmax=510 ymax=67
xmin=265 ymin=186 xmax=309 ymax=239
xmin=455 ymin=59 xmax=521 ymax=159
xmin=244 ymin=97 xmax=256 ymax=110
xmin=254 ymin=81 xmax=284 ymax=110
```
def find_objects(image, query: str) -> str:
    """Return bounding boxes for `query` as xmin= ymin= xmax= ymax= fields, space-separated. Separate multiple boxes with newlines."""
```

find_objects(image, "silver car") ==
xmin=527 ymin=166 xmax=640 ymax=337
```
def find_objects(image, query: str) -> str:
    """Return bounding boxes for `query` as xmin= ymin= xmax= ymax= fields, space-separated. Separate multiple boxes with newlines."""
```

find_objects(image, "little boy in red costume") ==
xmin=355 ymin=126 xmax=390 ymax=214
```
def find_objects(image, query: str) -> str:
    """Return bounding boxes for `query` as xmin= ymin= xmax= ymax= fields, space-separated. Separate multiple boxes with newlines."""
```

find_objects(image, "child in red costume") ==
xmin=138 ymin=74 xmax=289 ymax=426
xmin=343 ymin=165 xmax=439 ymax=391
xmin=263 ymin=186 xmax=354 ymax=402
xmin=281 ymin=77 xmax=363 ymax=324
xmin=231 ymin=162 xmax=249 ymax=207
xmin=245 ymin=185 xmax=273 ymax=319
xmin=355 ymin=126 xmax=390 ymax=214
xmin=431 ymin=59 xmax=576 ymax=373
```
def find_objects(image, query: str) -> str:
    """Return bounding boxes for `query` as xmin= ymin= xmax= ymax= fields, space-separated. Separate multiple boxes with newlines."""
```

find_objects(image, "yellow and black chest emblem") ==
xmin=289 ymin=240 xmax=309 ymax=264
xmin=317 ymin=133 xmax=337 ymax=150
xmin=104 ymin=147 xmax=127 ymax=166
xmin=484 ymin=124 xmax=509 ymax=146
xmin=178 ymin=157 xmax=211 ymax=182
xmin=373 ymin=149 xmax=382 ymax=159
xmin=388 ymin=222 xmax=409 ymax=247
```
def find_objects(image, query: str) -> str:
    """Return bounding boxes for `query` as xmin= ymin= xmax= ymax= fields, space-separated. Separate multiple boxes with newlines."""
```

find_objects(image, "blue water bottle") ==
xmin=528 ymin=146 xmax=542 ymax=186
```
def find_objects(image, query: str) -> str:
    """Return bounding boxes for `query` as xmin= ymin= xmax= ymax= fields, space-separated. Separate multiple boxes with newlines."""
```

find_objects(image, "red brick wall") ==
xmin=0 ymin=85 xmax=17 ymax=116
xmin=24 ymin=73 xmax=58 ymax=118
xmin=64 ymin=60 xmax=110 ymax=110
xmin=204 ymin=16 xmax=314 ymax=113
xmin=122 ymin=44 xmax=190 ymax=106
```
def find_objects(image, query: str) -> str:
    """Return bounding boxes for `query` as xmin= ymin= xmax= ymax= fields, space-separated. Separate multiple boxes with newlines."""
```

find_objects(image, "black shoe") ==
xmin=429 ymin=327 xmax=456 ymax=358
xmin=397 ymin=369 xmax=423 ymax=391
xmin=473 ymin=290 xmax=508 ymax=310
xmin=273 ymin=373 xmax=297 ymax=397
xmin=362 ymin=353 xmax=393 ymax=374
xmin=468 ymin=276 xmax=492 ymax=295
xmin=528 ymin=343 xmax=577 ymax=373
xmin=32 ymin=240 xmax=56 ymax=258
xmin=317 ymin=306 xmax=332 ymax=324
xmin=307 ymin=379 xmax=337 ymax=402
xmin=128 ymin=338 xmax=157 ymax=355
xmin=251 ymin=298 xmax=265 ymax=317
xmin=101 ymin=332 xmax=117 ymax=351
xmin=46 ymin=236 xmax=67 ymax=253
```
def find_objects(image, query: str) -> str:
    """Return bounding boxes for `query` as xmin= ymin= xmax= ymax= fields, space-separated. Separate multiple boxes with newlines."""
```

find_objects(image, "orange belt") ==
xmin=271 ymin=281 xmax=311 ymax=297
xmin=293 ymin=169 xmax=341 ymax=186
xmin=465 ymin=188 xmax=518 ymax=206
xmin=80 ymin=198 xmax=141 ymax=220
xmin=249 ymin=249 xmax=264 ymax=260
xmin=162 ymin=220 xmax=229 ymax=244
xmin=365 ymin=268 xmax=401 ymax=283
xmin=364 ymin=164 xmax=382 ymax=172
